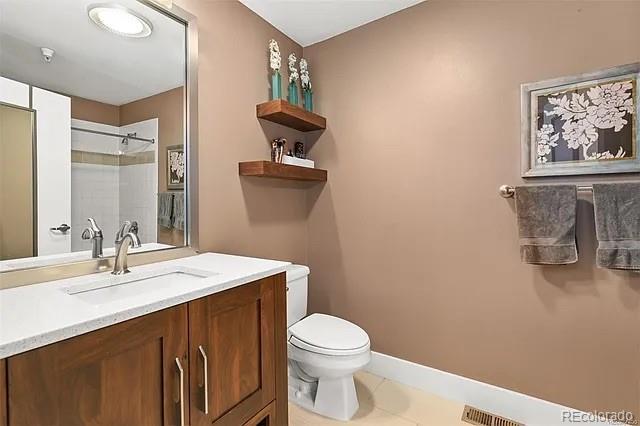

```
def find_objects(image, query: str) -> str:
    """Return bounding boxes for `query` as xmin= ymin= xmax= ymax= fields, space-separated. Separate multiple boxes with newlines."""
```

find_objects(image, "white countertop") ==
xmin=0 ymin=252 xmax=290 ymax=359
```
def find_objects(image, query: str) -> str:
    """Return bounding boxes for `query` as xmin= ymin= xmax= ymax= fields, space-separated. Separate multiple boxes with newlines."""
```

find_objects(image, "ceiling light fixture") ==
xmin=88 ymin=4 xmax=153 ymax=38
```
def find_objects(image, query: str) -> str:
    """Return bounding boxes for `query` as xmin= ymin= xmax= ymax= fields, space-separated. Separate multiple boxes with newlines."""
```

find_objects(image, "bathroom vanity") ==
xmin=0 ymin=253 xmax=290 ymax=426
xmin=0 ymin=0 xmax=295 ymax=424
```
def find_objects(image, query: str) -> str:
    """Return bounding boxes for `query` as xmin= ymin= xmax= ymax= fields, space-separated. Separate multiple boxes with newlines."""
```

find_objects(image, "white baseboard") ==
xmin=365 ymin=351 xmax=615 ymax=426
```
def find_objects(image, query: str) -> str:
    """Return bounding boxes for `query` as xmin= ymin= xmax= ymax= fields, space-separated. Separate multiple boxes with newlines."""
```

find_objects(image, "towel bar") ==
xmin=499 ymin=184 xmax=593 ymax=198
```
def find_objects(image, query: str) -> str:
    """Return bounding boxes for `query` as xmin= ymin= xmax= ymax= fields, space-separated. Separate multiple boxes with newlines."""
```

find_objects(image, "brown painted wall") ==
xmin=305 ymin=0 xmax=640 ymax=416
xmin=70 ymin=96 xmax=120 ymax=127
xmin=176 ymin=0 xmax=308 ymax=264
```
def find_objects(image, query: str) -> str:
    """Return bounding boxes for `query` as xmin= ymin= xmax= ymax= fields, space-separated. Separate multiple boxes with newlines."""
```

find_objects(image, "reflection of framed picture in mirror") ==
xmin=167 ymin=145 xmax=185 ymax=190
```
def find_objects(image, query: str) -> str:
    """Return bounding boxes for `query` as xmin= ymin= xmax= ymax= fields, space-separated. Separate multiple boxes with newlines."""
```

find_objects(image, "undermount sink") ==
xmin=62 ymin=266 xmax=218 ymax=305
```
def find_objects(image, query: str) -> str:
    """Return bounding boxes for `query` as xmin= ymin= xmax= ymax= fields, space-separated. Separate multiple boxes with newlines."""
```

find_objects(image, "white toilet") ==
xmin=286 ymin=265 xmax=371 ymax=421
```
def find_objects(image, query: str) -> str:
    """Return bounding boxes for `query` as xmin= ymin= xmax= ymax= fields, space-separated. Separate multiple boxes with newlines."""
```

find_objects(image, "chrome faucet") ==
xmin=112 ymin=221 xmax=141 ymax=275
xmin=115 ymin=220 xmax=138 ymax=244
xmin=81 ymin=218 xmax=103 ymax=259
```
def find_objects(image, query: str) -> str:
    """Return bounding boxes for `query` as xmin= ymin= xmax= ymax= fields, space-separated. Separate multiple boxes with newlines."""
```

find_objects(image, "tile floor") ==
xmin=288 ymin=371 xmax=468 ymax=425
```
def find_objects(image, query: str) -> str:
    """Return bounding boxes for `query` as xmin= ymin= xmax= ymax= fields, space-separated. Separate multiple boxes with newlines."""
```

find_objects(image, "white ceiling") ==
xmin=0 ymin=0 xmax=185 ymax=105
xmin=239 ymin=0 xmax=425 ymax=47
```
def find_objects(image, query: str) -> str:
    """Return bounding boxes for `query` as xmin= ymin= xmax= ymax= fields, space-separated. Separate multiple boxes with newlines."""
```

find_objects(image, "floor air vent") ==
xmin=462 ymin=405 xmax=524 ymax=426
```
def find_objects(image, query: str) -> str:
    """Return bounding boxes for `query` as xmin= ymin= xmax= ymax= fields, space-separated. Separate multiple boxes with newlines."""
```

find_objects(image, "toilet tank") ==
xmin=286 ymin=265 xmax=310 ymax=327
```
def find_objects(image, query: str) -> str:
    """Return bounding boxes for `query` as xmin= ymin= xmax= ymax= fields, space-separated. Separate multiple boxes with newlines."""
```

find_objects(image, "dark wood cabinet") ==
xmin=189 ymin=274 xmax=279 ymax=426
xmin=7 ymin=305 xmax=188 ymax=426
xmin=1 ymin=359 xmax=6 ymax=426
xmin=0 ymin=273 xmax=288 ymax=426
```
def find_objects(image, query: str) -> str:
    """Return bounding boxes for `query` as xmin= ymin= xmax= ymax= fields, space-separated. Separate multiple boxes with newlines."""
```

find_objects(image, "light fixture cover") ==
xmin=88 ymin=4 xmax=153 ymax=38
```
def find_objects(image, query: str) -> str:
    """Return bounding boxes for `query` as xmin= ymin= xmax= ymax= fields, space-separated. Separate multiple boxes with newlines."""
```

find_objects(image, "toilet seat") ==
xmin=289 ymin=313 xmax=370 ymax=356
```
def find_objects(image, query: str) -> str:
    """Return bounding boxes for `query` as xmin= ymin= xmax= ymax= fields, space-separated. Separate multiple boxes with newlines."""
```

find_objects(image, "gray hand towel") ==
xmin=172 ymin=192 xmax=185 ymax=231
xmin=515 ymin=185 xmax=578 ymax=265
xmin=593 ymin=183 xmax=640 ymax=270
xmin=158 ymin=192 xmax=174 ymax=228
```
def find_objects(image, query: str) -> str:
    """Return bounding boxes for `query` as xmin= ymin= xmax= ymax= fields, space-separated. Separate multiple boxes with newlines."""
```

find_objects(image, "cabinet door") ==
xmin=7 ymin=305 xmax=188 ymax=426
xmin=189 ymin=276 xmax=278 ymax=426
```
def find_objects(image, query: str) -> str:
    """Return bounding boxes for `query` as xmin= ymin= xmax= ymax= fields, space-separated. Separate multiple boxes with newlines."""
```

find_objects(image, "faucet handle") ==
xmin=116 ymin=220 xmax=140 ymax=244
xmin=129 ymin=221 xmax=139 ymax=235
xmin=87 ymin=218 xmax=103 ymax=237
xmin=81 ymin=228 xmax=95 ymax=240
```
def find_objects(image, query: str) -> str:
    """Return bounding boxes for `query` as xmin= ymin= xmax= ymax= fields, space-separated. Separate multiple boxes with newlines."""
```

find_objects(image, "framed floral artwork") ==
xmin=167 ymin=144 xmax=185 ymax=190
xmin=521 ymin=63 xmax=639 ymax=177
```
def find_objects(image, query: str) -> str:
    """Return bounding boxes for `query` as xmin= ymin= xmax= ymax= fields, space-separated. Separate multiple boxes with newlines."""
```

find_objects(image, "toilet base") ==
xmin=288 ymin=373 xmax=359 ymax=421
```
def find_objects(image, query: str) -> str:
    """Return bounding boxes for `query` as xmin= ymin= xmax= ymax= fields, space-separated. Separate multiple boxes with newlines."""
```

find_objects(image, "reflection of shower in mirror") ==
xmin=118 ymin=134 xmax=131 ymax=155
xmin=67 ymin=118 xmax=159 ymax=253
xmin=118 ymin=133 xmax=153 ymax=155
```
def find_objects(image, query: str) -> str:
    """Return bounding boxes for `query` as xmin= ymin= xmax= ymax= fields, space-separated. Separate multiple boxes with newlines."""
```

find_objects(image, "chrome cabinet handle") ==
xmin=198 ymin=345 xmax=209 ymax=414
xmin=175 ymin=357 xmax=185 ymax=426
xmin=50 ymin=223 xmax=71 ymax=233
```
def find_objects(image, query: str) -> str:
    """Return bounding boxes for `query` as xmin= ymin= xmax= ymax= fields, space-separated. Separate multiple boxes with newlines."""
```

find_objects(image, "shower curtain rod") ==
xmin=71 ymin=126 xmax=155 ymax=144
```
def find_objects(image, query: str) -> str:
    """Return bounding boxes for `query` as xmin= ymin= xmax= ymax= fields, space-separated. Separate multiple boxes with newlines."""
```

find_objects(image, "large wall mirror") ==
xmin=0 ymin=0 xmax=196 ymax=274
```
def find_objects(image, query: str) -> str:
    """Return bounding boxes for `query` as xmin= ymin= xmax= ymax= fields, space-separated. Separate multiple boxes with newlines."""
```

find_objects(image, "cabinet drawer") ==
xmin=244 ymin=401 xmax=276 ymax=426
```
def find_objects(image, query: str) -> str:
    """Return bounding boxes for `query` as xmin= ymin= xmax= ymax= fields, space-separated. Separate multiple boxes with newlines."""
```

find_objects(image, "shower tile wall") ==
xmin=119 ymin=164 xmax=157 ymax=243
xmin=119 ymin=119 xmax=158 ymax=245
xmin=71 ymin=118 xmax=158 ymax=252
xmin=71 ymin=163 xmax=120 ymax=251
xmin=71 ymin=120 xmax=120 ymax=251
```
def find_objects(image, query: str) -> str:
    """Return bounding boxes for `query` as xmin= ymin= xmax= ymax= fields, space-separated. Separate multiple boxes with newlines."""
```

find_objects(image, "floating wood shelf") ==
xmin=239 ymin=161 xmax=327 ymax=182
xmin=256 ymin=100 xmax=326 ymax=132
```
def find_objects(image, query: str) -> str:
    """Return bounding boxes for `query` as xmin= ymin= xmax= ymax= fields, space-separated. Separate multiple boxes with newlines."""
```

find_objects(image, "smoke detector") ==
xmin=40 ymin=47 xmax=55 ymax=63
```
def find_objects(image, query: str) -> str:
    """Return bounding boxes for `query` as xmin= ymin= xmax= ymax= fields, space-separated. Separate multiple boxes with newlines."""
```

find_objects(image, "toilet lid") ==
xmin=289 ymin=313 xmax=370 ymax=355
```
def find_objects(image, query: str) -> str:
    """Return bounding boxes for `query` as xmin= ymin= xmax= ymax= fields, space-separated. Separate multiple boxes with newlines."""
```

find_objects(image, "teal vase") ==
xmin=287 ymin=82 xmax=299 ymax=105
xmin=303 ymin=90 xmax=313 ymax=111
xmin=271 ymin=72 xmax=282 ymax=100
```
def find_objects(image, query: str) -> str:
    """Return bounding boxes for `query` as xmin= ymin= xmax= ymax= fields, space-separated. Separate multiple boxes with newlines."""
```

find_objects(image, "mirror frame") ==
xmin=0 ymin=1 xmax=199 ymax=289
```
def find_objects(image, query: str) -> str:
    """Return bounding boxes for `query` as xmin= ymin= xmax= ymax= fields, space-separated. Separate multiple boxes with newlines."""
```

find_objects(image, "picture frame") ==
xmin=521 ymin=63 xmax=639 ymax=177
xmin=167 ymin=144 xmax=185 ymax=190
